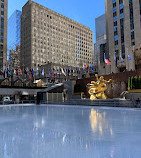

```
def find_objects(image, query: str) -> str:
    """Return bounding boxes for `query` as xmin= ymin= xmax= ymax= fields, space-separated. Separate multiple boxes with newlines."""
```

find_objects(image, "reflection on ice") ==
xmin=89 ymin=109 xmax=114 ymax=136
xmin=0 ymin=105 xmax=141 ymax=158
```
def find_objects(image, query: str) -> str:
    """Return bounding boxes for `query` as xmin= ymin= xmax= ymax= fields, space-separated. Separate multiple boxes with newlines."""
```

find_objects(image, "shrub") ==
xmin=128 ymin=76 xmax=141 ymax=90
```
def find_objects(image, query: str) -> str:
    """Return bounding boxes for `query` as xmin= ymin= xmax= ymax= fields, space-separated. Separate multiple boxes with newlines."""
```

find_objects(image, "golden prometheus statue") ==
xmin=87 ymin=74 xmax=112 ymax=100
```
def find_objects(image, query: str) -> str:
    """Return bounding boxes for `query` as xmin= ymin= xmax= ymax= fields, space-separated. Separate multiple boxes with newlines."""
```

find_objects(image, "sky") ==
xmin=8 ymin=0 xmax=105 ymax=43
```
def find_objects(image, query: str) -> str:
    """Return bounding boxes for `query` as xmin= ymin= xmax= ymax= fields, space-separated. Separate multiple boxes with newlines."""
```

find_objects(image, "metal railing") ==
xmin=0 ymin=100 xmax=36 ymax=105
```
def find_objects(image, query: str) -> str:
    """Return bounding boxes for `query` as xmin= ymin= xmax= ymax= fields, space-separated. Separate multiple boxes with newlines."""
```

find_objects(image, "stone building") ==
xmin=9 ymin=45 xmax=21 ymax=70
xmin=105 ymin=0 xmax=141 ymax=73
xmin=0 ymin=0 xmax=7 ymax=71
xmin=94 ymin=14 xmax=107 ymax=75
xmin=20 ymin=0 xmax=94 ymax=71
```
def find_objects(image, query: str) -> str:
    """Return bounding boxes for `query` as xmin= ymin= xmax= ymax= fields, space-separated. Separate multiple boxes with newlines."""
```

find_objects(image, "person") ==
xmin=136 ymin=98 xmax=140 ymax=107
xmin=63 ymin=89 xmax=67 ymax=102
xmin=37 ymin=93 xmax=41 ymax=105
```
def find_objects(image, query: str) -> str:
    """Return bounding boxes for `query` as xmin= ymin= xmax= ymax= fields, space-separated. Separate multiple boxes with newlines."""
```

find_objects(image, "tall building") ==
xmin=9 ymin=45 xmax=21 ymax=70
xmin=105 ymin=0 xmax=141 ymax=73
xmin=8 ymin=10 xmax=22 ymax=70
xmin=94 ymin=14 xmax=107 ymax=73
xmin=8 ymin=10 xmax=22 ymax=50
xmin=0 ymin=0 xmax=7 ymax=71
xmin=20 ymin=0 xmax=94 ymax=70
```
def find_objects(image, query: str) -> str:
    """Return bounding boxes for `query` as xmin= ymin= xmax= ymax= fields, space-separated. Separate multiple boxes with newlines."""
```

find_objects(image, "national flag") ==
xmin=79 ymin=66 xmax=80 ymax=72
xmin=86 ymin=62 xmax=88 ymax=68
xmin=91 ymin=64 xmax=94 ymax=71
xmin=120 ymin=51 xmax=125 ymax=64
xmin=24 ymin=69 xmax=27 ymax=75
xmin=104 ymin=53 xmax=111 ymax=65
xmin=83 ymin=63 xmax=85 ymax=70
xmin=16 ymin=69 xmax=18 ymax=76
xmin=36 ymin=68 xmax=38 ymax=76
xmin=61 ymin=68 xmax=66 ymax=76
xmin=38 ymin=70 xmax=41 ymax=76
xmin=59 ymin=68 xmax=61 ymax=77
xmin=114 ymin=52 xmax=118 ymax=67
xmin=20 ymin=69 xmax=22 ymax=75
xmin=88 ymin=68 xmax=90 ymax=74
xmin=65 ymin=67 xmax=66 ymax=73
xmin=10 ymin=70 xmax=13 ymax=78
xmin=127 ymin=50 xmax=131 ymax=61
xmin=41 ymin=69 xmax=44 ymax=76
xmin=4 ymin=66 xmax=7 ymax=78
xmin=29 ymin=73 xmax=32 ymax=80
xmin=14 ymin=69 xmax=16 ymax=75
xmin=53 ymin=73 xmax=56 ymax=78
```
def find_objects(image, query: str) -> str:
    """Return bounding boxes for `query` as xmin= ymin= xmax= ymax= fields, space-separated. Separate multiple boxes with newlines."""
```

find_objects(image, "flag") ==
xmin=29 ymin=73 xmax=32 ymax=80
xmin=38 ymin=70 xmax=41 ymax=76
xmin=79 ymin=66 xmax=80 ymax=71
xmin=41 ymin=69 xmax=44 ymax=76
xmin=20 ymin=69 xmax=22 ymax=75
xmin=59 ymin=68 xmax=61 ymax=77
xmin=61 ymin=68 xmax=66 ymax=76
xmin=32 ymin=68 xmax=35 ymax=81
xmin=104 ymin=53 xmax=111 ymax=65
xmin=83 ymin=63 xmax=85 ymax=70
xmin=53 ymin=73 xmax=56 ymax=78
xmin=6 ymin=68 xmax=9 ymax=78
xmin=67 ymin=69 xmax=70 ymax=76
xmin=16 ymin=69 xmax=18 ymax=76
xmin=91 ymin=64 xmax=94 ymax=71
xmin=70 ymin=66 xmax=72 ymax=75
xmin=65 ymin=67 xmax=66 ymax=73
xmin=10 ymin=70 xmax=13 ymax=78
xmin=86 ymin=62 xmax=88 ymax=68
xmin=88 ymin=68 xmax=90 ymax=74
xmin=24 ymin=69 xmax=27 ymax=75
xmin=4 ymin=66 xmax=7 ymax=78
xmin=120 ymin=51 xmax=125 ymax=64
xmin=14 ymin=69 xmax=16 ymax=75
xmin=114 ymin=52 xmax=118 ymax=67
xmin=36 ymin=68 xmax=38 ymax=76
xmin=127 ymin=50 xmax=131 ymax=61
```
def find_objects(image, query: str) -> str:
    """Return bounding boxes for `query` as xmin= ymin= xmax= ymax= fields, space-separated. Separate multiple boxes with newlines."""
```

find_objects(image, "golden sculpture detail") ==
xmin=87 ymin=74 xmax=112 ymax=100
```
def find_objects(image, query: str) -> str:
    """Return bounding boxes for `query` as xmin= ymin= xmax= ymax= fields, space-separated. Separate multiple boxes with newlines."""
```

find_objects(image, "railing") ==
xmin=0 ymin=100 xmax=36 ymax=105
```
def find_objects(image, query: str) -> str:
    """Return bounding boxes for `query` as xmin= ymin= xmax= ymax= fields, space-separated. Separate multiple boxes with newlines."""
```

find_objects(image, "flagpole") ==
xmin=104 ymin=53 xmax=106 ymax=75
xmin=127 ymin=48 xmax=129 ymax=71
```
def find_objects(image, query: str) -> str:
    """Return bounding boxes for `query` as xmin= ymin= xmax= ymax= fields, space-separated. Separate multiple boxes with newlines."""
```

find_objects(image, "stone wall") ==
xmin=76 ymin=69 xmax=141 ymax=99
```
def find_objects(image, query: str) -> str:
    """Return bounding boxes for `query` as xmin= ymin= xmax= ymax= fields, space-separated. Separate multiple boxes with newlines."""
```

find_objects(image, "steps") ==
xmin=42 ymin=99 xmax=135 ymax=108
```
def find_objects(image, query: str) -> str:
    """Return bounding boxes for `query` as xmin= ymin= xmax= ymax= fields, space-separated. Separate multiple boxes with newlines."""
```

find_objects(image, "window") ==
xmin=129 ymin=0 xmax=135 ymax=45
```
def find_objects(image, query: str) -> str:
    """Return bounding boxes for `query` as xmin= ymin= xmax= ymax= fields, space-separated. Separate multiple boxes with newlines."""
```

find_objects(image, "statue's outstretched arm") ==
xmin=104 ymin=79 xmax=112 ymax=83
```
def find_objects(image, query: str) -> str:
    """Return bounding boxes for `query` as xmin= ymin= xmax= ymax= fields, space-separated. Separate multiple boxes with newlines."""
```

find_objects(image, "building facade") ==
xmin=8 ymin=10 xmax=22 ymax=70
xmin=20 ymin=0 xmax=94 ymax=71
xmin=0 ymin=0 xmax=7 ymax=71
xmin=8 ymin=10 xmax=22 ymax=51
xmin=94 ymin=14 xmax=107 ymax=74
xmin=105 ymin=0 xmax=141 ymax=73
xmin=9 ymin=45 xmax=21 ymax=70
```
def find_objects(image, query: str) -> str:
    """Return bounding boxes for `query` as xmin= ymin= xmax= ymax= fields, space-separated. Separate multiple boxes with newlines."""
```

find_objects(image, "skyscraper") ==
xmin=20 ymin=0 xmax=94 ymax=70
xmin=8 ymin=10 xmax=22 ymax=51
xmin=94 ymin=14 xmax=107 ymax=74
xmin=8 ymin=10 xmax=22 ymax=70
xmin=105 ymin=0 xmax=141 ymax=73
xmin=0 ymin=0 xmax=7 ymax=71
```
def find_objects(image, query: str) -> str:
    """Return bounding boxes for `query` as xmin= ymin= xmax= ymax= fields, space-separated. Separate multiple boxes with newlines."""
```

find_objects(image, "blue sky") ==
xmin=8 ymin=0 xmax=105 ymax=43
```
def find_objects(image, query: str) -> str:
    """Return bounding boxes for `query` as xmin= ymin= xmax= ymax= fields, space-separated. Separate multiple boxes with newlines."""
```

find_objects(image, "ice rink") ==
xmin=0 ymin=104 xmax=141 ymax=158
